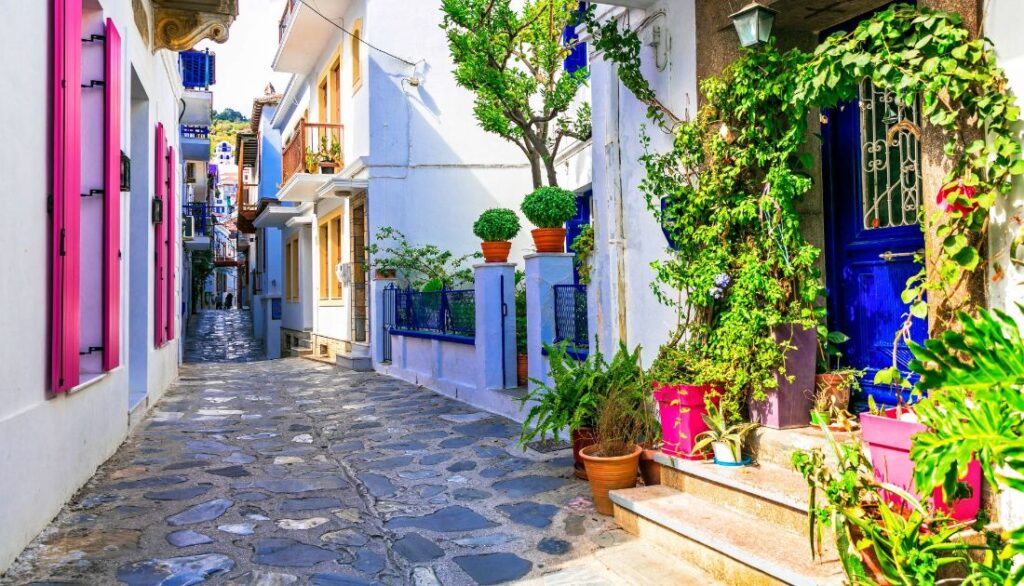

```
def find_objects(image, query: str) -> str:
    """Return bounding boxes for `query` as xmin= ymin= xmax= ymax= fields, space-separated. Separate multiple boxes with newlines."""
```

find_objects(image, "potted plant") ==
xmin=691 ymin=403 xmax=758 ymax=465
xmin=649 ymin=341 xmax=722 ymax=460
xmin=514 ymin=270 xmax=528 ymax=386
xmin=473 ymin=208 xmax=521 ymax=263
xmin=520 ymin=186 xmax=577 ymax=253
xmin=580 ymin=382 xmax=648 ymax=515
xmin=815 ymin=325 xmax=858 ymax=414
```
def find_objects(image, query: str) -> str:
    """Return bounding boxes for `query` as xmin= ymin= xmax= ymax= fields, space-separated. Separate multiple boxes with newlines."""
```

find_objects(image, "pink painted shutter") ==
xmin=102 ymin=18 xmax=121 ymax=371
xmin=51 ymin=0 xmax=82 ymax=393
xmin=166 ymin=146 xmax=176 ymax=341
xmin=154 ymin=123 xmax=166 ymax=347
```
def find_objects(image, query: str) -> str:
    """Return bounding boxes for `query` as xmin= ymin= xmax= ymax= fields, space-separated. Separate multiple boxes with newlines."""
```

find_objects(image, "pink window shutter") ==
xmin=166 ymin=146 xmax=176 ymax=341
xmin=102 ymin=18 xmax=122 ymax=371
xmin=51 ymin=0 xmax=82 ymax=393
xmin=154 ymin=123 xmax=166 ymax=347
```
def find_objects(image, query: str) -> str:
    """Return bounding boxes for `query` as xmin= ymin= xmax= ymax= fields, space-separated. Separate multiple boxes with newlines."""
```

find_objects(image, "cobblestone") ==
xmin=1 ymin=310 xmax=619 ymax=585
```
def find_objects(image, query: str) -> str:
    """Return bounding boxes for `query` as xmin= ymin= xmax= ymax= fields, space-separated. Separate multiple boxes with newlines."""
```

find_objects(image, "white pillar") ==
xmin=371 ymin=275 xmax=397 ymax=366
xmin=474 ymin=263 xmax=516 ymax=390
xmin=525 ymin=253 xmax=575 ymax=391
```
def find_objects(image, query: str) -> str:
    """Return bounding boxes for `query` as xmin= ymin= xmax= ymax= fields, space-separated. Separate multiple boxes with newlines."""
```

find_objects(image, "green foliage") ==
xmin=190 ymin=250 xmax=215 ymax=312
xmin=473 ymin=208 xmax=521 ymax=242
xmin=441 ymin=0 xmax=590 ymax=188
xmin=518 ymin=342 xmax=654 ymax=447
xmin=521 ymin=186 xmax=577 ymax=228
xmin=796 ymin=3 xmax=1024 ymax=326
xmin=208 ymin=118 xmax=249 ymax=158
xmin=570 ymin=224 xmax=594 ymax=286
xmin=515 ymin=270 xmax=527 ymax=354
xmin=366 ymin=227 xmax=480 ymax=289
xmin=909 ymin=306 xmax=1024 ymax=584
xmin=639 ymin=46 xmax=820 ymax=416
xmin=817 ymin=325 xmax=851 ymax=373
xmin=213 ymin=108 xmax=247 ymax=123
xmin=691 ymin=403 xmax=758 ymax=461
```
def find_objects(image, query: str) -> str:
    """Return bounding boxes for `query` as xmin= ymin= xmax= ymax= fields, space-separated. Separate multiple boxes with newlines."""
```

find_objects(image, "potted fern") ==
xmin=520 ymin=187 xmax=577 ymax=253
xmin=692 ymin=403 xmax=758 ymax=465
xmin=473 ymin=208 xmax=520 ymax=263
xmin=580 ymin=381 xmax=647 ymax=515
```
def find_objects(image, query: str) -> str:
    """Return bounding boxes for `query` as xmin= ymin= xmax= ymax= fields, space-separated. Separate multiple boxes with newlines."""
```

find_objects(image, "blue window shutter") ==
xmin=563 ymin=2 xmax=588 ymax=75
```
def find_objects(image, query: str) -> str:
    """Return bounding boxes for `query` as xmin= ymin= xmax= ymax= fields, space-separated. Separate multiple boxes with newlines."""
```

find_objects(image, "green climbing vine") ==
xmin=589 ymin=3 xmax=1024 ymax=378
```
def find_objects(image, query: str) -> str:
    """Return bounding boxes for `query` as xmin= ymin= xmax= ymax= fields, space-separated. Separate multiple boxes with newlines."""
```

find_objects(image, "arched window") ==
xmin=351 ymin=19 xmax=362 ymax=90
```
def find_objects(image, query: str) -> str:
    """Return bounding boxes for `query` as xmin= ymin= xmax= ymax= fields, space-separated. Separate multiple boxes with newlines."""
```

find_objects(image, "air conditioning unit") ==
xmin=182 ymin=216 xmax=195 ymax=241
xmin=335 ymin=262 xmax=353 ymax=285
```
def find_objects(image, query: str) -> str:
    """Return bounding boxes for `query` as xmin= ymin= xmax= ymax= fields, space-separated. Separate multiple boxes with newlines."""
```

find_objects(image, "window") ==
xmin=351 ymin=20 xmax=362 ymax=90
xmin=285 ymin=235 xmax=300 ymax=302
xmin=317 ymin=209 xmax=344 ymax=302
xmin=50 ymin=2 xmax=124 ymax=392
xmin=330 ymin=59 xmax=341 ymax=122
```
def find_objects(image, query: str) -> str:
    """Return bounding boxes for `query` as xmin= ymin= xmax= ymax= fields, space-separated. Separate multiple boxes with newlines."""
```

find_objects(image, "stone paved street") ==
xmin=2 ymin=311 xmax=628 ymax=585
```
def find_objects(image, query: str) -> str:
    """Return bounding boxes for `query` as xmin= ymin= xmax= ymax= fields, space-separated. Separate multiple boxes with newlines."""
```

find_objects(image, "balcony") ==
xmin=183 ymin=202 xmax=212 ymax=251
xmin=281 ymin=121 xmax=344 ymax=187
xmin=273 ymin=0 xmax=347 ymax=73
xmin=237 ymin=199 xmax=259 ymax=235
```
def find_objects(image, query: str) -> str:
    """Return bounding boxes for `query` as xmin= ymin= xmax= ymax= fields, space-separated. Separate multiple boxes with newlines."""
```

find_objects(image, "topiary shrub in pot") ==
xmin=520 ymin=186 xmax=577 ymax=253
xmin=473 ymin=208 xmax=521 ymax=263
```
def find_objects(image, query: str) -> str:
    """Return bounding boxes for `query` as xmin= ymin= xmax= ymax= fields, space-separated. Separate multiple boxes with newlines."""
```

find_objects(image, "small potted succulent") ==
xmin=520 ymin=186 xmax=577 ymax=253
xmin=473 ymin=208 xmax=521 ymax=263
xmin=691 ymin=403 xmax=758 ymax=466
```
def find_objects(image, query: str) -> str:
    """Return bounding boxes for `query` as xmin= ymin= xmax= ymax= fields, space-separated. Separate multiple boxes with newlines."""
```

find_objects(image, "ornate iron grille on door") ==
xmin=859 ymin=78 xmax=922 ymax=230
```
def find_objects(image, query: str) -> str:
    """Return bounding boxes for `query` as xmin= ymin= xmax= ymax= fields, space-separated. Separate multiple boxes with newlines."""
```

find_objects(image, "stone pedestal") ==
xmin=524 ymin=253 xmax=575 ymax=391
xmin=474 ymin=263 xmax=517 ymax=390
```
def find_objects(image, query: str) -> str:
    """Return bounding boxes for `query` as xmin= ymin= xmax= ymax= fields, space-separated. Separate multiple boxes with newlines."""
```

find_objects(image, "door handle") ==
xmin=879 ymin=249 xmax=924 ymax=262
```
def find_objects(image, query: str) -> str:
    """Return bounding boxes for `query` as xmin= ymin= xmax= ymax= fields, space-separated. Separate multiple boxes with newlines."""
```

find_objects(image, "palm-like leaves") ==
xmin=691 ymin=403 xmax=758 ymax=460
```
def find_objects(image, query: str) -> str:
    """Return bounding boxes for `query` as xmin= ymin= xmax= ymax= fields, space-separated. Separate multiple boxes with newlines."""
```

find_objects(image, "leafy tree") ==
xmin=190 ymin=249 xmax=214 ymax=313
xmin=366 ymin=227 xmax=481 ymax=290
xmin=441 ymin=0 xmax=590 ymax=189
xmin=212 ymin=108 xmax=248 ymax=123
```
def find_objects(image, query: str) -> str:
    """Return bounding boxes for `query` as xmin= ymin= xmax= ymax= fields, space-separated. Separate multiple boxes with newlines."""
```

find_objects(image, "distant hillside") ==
xmin=209 ymin=108 xmax=249 ymax=158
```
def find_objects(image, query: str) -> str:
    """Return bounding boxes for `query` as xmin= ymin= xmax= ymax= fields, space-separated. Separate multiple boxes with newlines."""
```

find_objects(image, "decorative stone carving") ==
xmin=151 ymin=1 xmax=238 ymax=52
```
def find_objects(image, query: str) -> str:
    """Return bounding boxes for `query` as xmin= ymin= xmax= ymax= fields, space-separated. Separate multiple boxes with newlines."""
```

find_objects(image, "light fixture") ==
xmin=730 ymin=2 xmax=777 ymax=48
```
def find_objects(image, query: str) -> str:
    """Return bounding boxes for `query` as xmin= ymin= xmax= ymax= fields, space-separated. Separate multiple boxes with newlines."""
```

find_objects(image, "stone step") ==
xmin=335 ymin=352 xmax=372 ymax=372
xmin=517 ymin=539 xmax=725 ymax=586
xmin=752 ymin=426 xmax=857 ymax=469
xmin=655 ymin=453 xmax=811 ymax=535
xmin=611 ymin=486 xmax=845 ymax=586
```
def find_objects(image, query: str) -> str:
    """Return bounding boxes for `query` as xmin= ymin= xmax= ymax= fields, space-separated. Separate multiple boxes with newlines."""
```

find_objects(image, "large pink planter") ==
xmin=861 ymin=408 xmax=981 ymax=521
xmin=653 ymin=383 xmax=720 ymax=459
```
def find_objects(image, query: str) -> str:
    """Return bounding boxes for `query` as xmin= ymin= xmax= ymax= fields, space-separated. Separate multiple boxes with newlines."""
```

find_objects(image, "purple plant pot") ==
xmin=749 ymin=324 xmax=816 ymax=429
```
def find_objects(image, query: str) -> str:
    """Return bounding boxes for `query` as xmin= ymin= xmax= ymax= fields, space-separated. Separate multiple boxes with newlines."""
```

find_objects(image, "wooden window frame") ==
xmin=351 ymin=19 xmax=362 ymax=92
xmin=317 ymin=208 xmax=344 ymax=304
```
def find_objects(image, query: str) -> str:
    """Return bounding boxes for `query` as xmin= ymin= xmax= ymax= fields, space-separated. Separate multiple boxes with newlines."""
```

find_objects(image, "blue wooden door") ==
xmin=566 ymin=190 xmax=592 ymax=285
xmin=822 ymin=82 xmax=927 ymax=410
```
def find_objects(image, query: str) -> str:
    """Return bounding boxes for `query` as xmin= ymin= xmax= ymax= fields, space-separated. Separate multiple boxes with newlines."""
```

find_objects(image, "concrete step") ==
xmin=611 ymin=486 xmax=845 ymax=586
xmin=656 ymin=453 xmax=812 ymax=535
xmin=752 ymin=426 xmax=857 ymax=469
xmin=335 ymin=352 xmax=372 ymax=372
xmin=517 ymin=539 xmax=725 ymax=586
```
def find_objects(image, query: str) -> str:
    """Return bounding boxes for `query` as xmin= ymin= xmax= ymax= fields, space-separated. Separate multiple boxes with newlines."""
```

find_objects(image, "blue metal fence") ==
xmin=391 ymin=286 xmax=476 ymax=344
xmin=183 ymin=202 xmax=209 ymax=236
xmin=554 ymin=284 xmax=588 ymax=350
xmin=181 ymin=125 xmax=210 ymax=140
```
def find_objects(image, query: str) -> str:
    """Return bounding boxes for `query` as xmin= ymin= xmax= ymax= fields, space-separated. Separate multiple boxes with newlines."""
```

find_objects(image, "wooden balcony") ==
xmin=281 ymin=121 xmax=344 ymax=187
xmin=237 ymin=201 xmax=258 ymax=234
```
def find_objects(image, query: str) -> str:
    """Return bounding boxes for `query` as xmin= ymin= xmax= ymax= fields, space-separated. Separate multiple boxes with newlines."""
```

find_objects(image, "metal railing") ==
xmin=554 ymin=284 xmax=588 ymax=349
xmin=183 ymin=202 xmax=209 ymax=236
xmin=281 ymin=120 xmax=345 ymax=185
xmin=390 ymin=286 xmax=476 ymax=342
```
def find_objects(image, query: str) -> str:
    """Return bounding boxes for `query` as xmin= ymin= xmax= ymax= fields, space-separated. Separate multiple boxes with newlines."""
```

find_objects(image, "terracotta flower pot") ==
xmin=652 ymin=382 xmax=720 ymax=459
xmin=580 ymin=444 xmax=642 ymax=515
xmin=480 ymin=241 xmax=512 ymax=263
xmin=571 ymin=427 xmax=596 ymax=480
xmin=516 ymin=353 xmax=528 ymax=387
xmin=639 ymin=448 xmax=662 ymax=486
xmin=860 ymin=408 xmax=981 ymax=521
xmin=531 ymin=228 xmax=566 ymax=253
xmin=815 ymin=373 xmax=852 ymax=412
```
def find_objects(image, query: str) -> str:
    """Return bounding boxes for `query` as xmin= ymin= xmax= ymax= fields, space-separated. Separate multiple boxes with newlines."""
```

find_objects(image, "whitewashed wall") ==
xmin=588 ymin=1 xmax=697 ymax=365
xmin=0 ymin=0 xmax=184 ymax=571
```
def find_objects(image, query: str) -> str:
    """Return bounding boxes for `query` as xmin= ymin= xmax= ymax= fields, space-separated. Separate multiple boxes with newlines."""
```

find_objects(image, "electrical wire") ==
xmin=296 ymin=0 xmax=418 ymax=67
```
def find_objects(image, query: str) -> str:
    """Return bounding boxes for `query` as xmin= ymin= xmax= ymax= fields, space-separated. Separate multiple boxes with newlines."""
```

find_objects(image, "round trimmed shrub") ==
xmin=521 ymin=187 xmax=577 ymax=228
xmin=473 ymin=208 xmax=521 ymax=242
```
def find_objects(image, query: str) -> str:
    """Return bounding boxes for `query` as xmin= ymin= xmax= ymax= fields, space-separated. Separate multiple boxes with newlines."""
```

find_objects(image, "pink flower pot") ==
xmin=860 ymin=408 xmax=981 ymax=521
xmin=653 ymin=383 xmax=720 ymax=459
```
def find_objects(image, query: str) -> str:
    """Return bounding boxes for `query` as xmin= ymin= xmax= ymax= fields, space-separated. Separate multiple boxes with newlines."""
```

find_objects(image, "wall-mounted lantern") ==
xmin=730 ymin=2 xmax=777 ymax=48
xmin=152 ymin=196 xmax=163 ymax=224
xmin=120 ymin=151 xmax=131 ymax=191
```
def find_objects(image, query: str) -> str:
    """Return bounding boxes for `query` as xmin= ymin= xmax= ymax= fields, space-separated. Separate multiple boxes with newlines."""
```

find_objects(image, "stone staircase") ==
xmin=609 ymin=428 xmax=849 ymax=586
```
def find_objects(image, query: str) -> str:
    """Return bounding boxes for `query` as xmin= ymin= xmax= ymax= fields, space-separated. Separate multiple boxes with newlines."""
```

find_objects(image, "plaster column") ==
xmin=525 ymin=253 xmax=575 ymax=392
xmin=371 ymin=274 xmax=397 ymax=366
xmin=474 ymin=263 xmax=516 ymax=391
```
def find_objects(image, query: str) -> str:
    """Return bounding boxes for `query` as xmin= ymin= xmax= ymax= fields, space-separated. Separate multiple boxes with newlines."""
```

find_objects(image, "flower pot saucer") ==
xmin=713 ymin=456 xmax=754 ymax=467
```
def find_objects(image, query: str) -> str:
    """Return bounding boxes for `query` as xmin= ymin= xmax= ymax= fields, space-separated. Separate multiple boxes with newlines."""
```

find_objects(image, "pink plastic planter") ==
xmin=860 ymin=408 xmax=981 ymax=521
xmin=653 ymin=383 xmax=720 ymax=460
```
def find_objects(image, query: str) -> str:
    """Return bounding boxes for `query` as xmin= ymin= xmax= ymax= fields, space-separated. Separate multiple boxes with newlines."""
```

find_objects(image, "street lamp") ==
xmin=730 ymin=2 xmax=777 ymax=48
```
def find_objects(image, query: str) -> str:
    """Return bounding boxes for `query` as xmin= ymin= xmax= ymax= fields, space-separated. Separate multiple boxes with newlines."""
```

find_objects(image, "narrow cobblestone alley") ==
xmin=2 ymin=311 xmax=633 ymax=585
